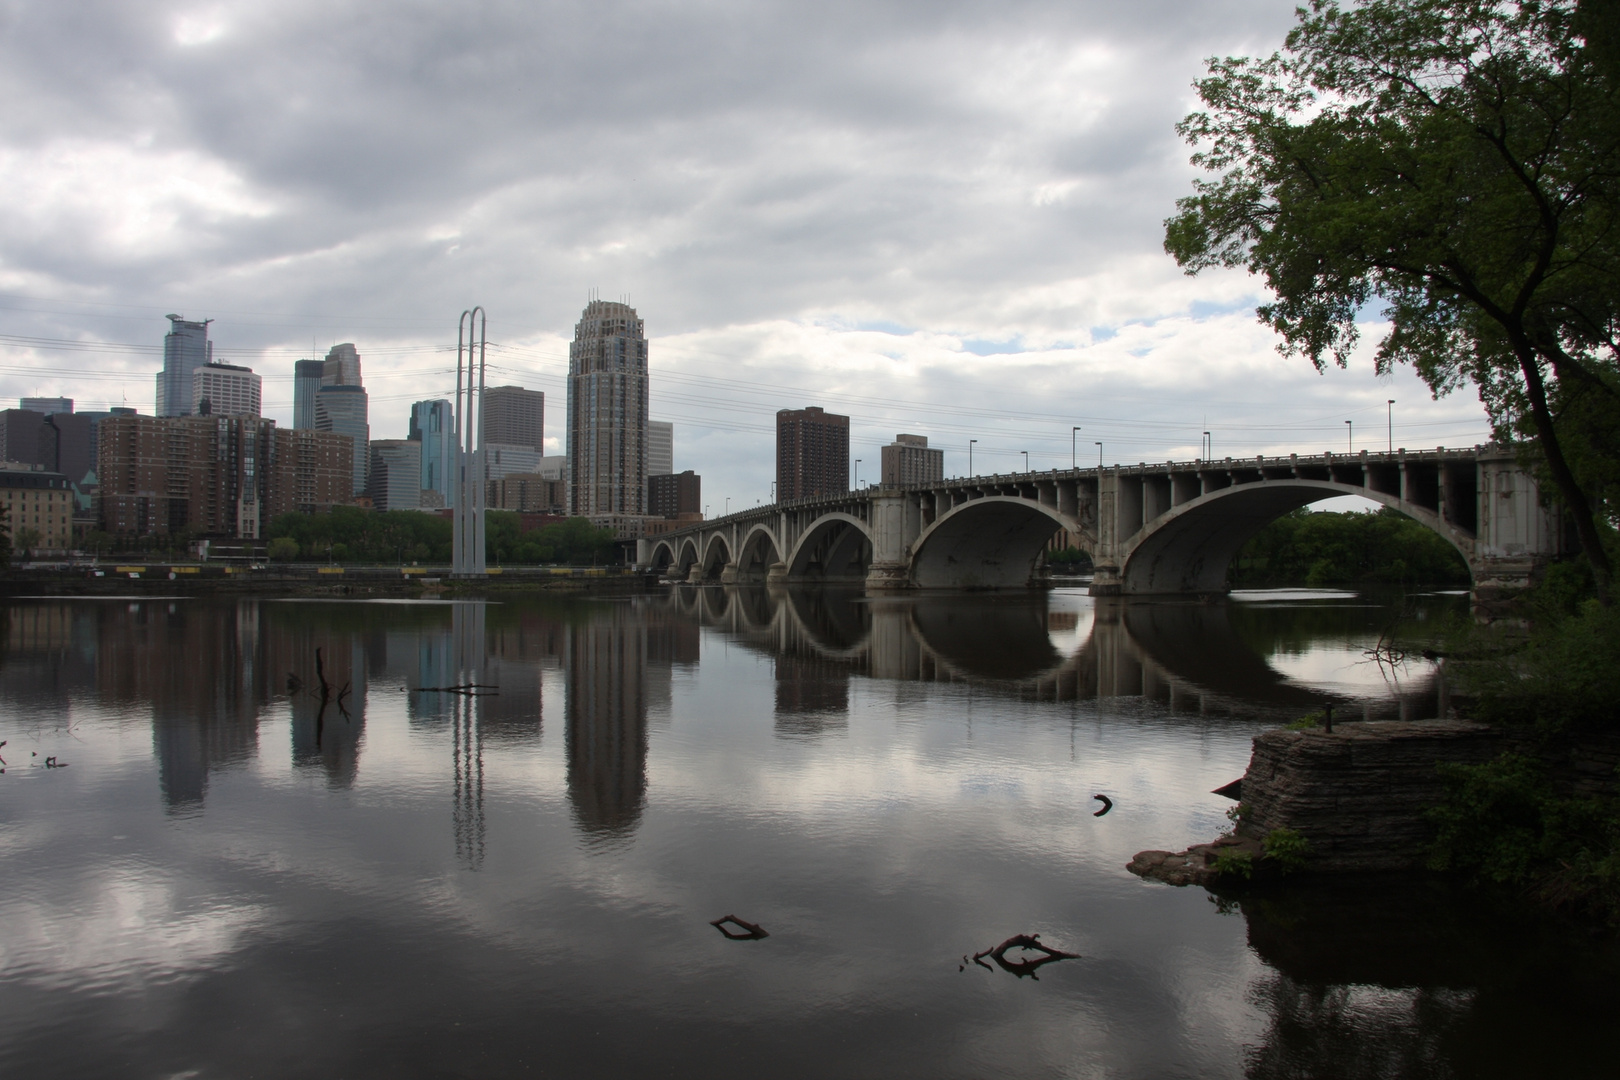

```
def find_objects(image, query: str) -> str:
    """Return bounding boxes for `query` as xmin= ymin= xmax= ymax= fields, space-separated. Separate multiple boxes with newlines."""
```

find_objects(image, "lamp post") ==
xmin=1203 ymin=430 xmax=1210 ymax=460
xmin=1072 ymin=426 xmax=1081 ymax=469
xmin=770 ymin=480 xmax=776 ymax=503
xmin=1095 ymin=441 xmax=1103 ymax=469
xmin=1346 ymin=419 xmax=1353 ymax=453
xmin=1387 ymin=400 xmax=1395 ymax=452
xmin=725 ymin=496 xmax=730 ymax=516
xmin=969 ymin=439 xmax=977 ymax=477
xmin=854 ymin=459 xmax=861 ymax=489
xmin=1021 ymin=450 xmax=1029 ymax=472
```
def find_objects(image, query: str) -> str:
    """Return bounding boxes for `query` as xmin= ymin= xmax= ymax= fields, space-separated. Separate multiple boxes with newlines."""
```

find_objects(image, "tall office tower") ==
xmin=155 ymin=315 xmax=213 ymax=417
xmin=567 ymin=300 xmax=648 ymax=516
xmin=192 ymin=363 xmax=262 ymax=417
xmin=367 ymin=440 xmax=421 ymax=511
xmin=484 ymin=385 xmax=545 ymax=453
xmin=409 ymin=399 xmax=456 ymax=509
xmin=315 ymin=384 xmax=370 ymax=496
xmin=293 ymin=360 xmax=325 ymax=429
xmin=486 ymin=443 xmax=543 ymax=480
xmin=322 ymin=343 xmax=362 ymax=386
xmin=776 ymin=406 xmax=849 ymax=501
xmin=880 ymin=433 xmax=943 ymax=487
xmin=648 ymin=420 xmax=673 ymax=477
xmin=20 ymin=397 xmax=71 ymax=414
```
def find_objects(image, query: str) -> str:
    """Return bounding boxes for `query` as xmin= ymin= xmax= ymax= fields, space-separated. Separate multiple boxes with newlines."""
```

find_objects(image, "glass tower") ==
xmin=156 ymin=315 xmax=212 ymax=417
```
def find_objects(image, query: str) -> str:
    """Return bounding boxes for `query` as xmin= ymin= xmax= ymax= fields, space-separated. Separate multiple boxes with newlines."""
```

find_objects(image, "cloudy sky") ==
xmin=0 ymin=0 xmax=1492 ymax=509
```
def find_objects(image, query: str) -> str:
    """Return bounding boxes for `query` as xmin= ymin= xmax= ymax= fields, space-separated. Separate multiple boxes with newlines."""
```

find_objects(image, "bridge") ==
xmin=637 ymin=445 xmax=1568 ymax=596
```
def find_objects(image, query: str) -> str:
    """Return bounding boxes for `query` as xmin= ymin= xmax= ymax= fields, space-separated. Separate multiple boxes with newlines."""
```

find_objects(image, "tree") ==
xmin=1165 ymin=0 xmax=1620 ymax=601
xmin=267 ymin=536 xmax=300 ymax=562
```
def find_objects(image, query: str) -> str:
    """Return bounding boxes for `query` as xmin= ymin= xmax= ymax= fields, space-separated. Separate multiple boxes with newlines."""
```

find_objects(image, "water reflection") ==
xmin=667 ymin=585 xmax=1453 ymax=721
xmin=4 ymin=588 xmax=1604 ymax=1080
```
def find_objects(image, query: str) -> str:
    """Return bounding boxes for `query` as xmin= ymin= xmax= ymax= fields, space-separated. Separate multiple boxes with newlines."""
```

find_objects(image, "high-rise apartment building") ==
xmin=776 ymin=406 xmax=849 ymax=501
xmin=192 ymin=363 xmax=262 ymax=417
xmin=156 ymin=315 xmax=213 ymax=417
xmin=20 ymin=397 xmax=71 ymax=414
xmin=367 ymin=440 xmax=421 ymax=511
xmin=97 ymin=415 xmax=353 ymax=537
xmin=567 ymin=300 xmax=648 ymax=516
xmin=648 ymin=470 xmax=700 ymax=518
xmin=648 ymin=421 xmax=673 ymax=477
xmin=322 ymin=343 xmax=362 ymax=387
xmin=880 ymin=434 xmax=943 ymax=487
xmin=0 ymin=409 xmax=52 ymax=469
xmin=486 ymin=443 xmax=543 ymax=480
xmin=484 ymin=385 xmax=544 ymax=453
xmin=409 ymin=399 xmax=456 ymax=509
xmin=315 ymin=385 xmax=369 ymax=496
xmin=293 ymin=359 xmax=325 ymax=430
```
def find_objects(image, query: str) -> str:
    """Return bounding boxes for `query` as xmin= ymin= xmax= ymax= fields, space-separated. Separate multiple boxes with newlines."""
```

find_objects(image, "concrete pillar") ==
xmin=765 ymin=561 xmax=790 ymax=586
xmin=718 ymin=561 xmax=741 ymax=585
xmin=864 ymin=491 xmax=914 ymax=590
xmin=1090 ymin=471 xmax=1122 ymax=596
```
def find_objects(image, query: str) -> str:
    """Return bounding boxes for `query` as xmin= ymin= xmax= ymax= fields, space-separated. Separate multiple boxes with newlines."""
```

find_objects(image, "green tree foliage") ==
xmin=0 ymin=518 xmax=10 ymax=569
xmin=264 ymin=508 xmax=617 ymax=566
xmin=1231 ymin=507 xmax=1471 ymax=586
xmin=266 ymin=536 xmax=300 ymax=561
xmin=1429 ymin=751 xmax=1620 ymax=918
xmin=1165 ymin=0 xmax=1620 ymax=600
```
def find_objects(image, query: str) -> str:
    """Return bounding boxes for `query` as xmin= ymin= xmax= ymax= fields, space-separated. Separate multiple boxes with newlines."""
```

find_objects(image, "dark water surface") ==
xmin=1 ymin=587 xmax=1614 ymax=1078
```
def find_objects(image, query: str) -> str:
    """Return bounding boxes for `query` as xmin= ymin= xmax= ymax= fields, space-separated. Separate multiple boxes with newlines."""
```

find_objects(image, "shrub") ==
xmin=1262 ymin=828 xmax=1311 ymax=875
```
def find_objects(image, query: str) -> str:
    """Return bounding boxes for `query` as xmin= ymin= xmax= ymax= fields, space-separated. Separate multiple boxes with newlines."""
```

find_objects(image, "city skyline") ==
xmin=0 ymin=2 xmax=1498 ymax=514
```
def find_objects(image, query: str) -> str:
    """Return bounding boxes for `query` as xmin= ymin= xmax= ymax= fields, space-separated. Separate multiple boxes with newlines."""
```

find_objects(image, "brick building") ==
xmin=97 ymin=415 xmax=353 ymax=539
xmin=776 ymin=406 xmax=849 ymax=501
xmin=648 ymin=470 xmax=700 ymax=517
xmin=489 ymin=474 xmax=565 ymax=513
xmin=0 ymin=463 xmax=74 ymax=555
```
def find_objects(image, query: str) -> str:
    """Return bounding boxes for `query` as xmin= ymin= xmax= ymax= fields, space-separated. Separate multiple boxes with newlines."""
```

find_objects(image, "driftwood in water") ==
xmin=710 ymin=914 xmax=769 ymax=940
xmin=971 ymin=934 xmax=1080 ymax=978
xmin=413 ymin=684 xmax=499 ymax=696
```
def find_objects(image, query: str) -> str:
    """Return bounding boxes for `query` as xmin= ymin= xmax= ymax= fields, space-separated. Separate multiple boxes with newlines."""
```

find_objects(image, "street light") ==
xmin=1345 ymin=419 xmax=1353 ymax=453
xmin=1021 ymin=450 xmax=1029 ymax=472
xmin=1387 ymin=399 xmax=1395 ymax=452
xmin=969 ymin=439 xmax=977 ymax=477
xmin=1072 ymin=426 xmax=1081 ymax=469
xmin=770 ymin=480 xmax=776 ymax=503
xmin=854 ymin=459 xmax=862 ymax=489
xmin=1203 ymin=430 xmax=1210 ymax=460
xmin=725 ymin=496 xmax=730 ymax=515
xmin=1095 ymin=441 xmax=1103 ymax=468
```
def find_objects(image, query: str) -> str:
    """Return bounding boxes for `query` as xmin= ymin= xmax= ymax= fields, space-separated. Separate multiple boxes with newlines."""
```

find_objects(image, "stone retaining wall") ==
xmin=1239 ymin=720 xmax=1503 ymax=872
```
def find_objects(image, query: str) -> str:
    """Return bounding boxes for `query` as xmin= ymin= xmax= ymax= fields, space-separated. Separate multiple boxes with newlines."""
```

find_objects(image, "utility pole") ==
xmin=452 ymin=307 xmax=487 ymax=577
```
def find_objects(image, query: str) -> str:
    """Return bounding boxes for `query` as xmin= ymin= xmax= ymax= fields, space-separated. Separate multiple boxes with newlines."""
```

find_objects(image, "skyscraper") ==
xmin=776 ymin=406 xmax=849 ymax=501
xmin=484 ymin=385 xmax=545 ymax=453
xmin=410 ymin=399 xmax=456 ymax=509
xmin=367 ymin=440 xmax=421 ymax=511
xmin=155 ymin=315 xmax=212 ymax=417
xmin=316 ymin=384 xmax=369 ymax=496
xmin=322 ymin=343 xmax=362 ymax=386
xmin=293 ymin=360 xmax=325 ymax=429
xmin=567 ymin=300 xmax=648 ymax=516
xmin=648 ymin=420 xmax=673 ymax=477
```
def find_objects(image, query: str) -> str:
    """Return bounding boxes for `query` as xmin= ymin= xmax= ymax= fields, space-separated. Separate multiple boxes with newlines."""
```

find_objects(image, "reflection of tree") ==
xmin=1245 ymin=976 xmax=1466 ymax=1079
xmin=565 ymin=606 xmax=649 ymax=844
xmin=1236 ymin=877 xmax=1620 ymax=1079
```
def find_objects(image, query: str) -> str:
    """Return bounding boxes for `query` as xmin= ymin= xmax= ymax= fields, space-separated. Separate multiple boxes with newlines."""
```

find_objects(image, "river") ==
xmin=0 ymin=587 xmax=1613 ymax=1078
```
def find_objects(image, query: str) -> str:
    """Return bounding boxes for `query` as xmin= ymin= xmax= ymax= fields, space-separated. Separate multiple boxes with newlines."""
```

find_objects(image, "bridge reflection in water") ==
xmin=667 ymin=585 xmax=1451 ymax=722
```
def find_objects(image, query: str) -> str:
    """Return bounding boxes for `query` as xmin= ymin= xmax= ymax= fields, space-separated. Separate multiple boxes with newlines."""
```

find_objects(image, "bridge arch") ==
xmin=1119 ymin=480 xmax=1472 ymax=594
xmin=647 ymin=538 xmax=679 ymax=574
xmin=697 ymin=534 xmax=732 ymax=581
xmin=784 ymin=513 xmax=873 ymax=583
xmin=675 ymin=537 xmax=700 ymax=579
xmin=909 ymin=497 xmax=1085 ymax=589
xmin=734 ymin=524 xmax=784 ymax=584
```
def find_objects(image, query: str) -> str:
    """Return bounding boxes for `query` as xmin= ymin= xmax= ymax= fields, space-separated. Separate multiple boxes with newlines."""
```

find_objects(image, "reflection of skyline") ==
xmin=565 ymin=605 xmax=649 ymax=842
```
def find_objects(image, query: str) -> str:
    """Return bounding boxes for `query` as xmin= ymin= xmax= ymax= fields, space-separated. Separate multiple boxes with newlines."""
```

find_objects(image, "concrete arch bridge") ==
xmin=638 ymin=445 xmax=1565 ymax=596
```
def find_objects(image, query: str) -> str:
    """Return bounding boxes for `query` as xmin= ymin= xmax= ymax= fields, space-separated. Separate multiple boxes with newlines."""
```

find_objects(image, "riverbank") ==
xmin=0 ymin=564 xmax=658 ymax=598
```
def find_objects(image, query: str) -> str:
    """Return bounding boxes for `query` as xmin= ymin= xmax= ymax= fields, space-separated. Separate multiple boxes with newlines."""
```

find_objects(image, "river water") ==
xmin=0 ymin=587 xmax=1613 ymax=1078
